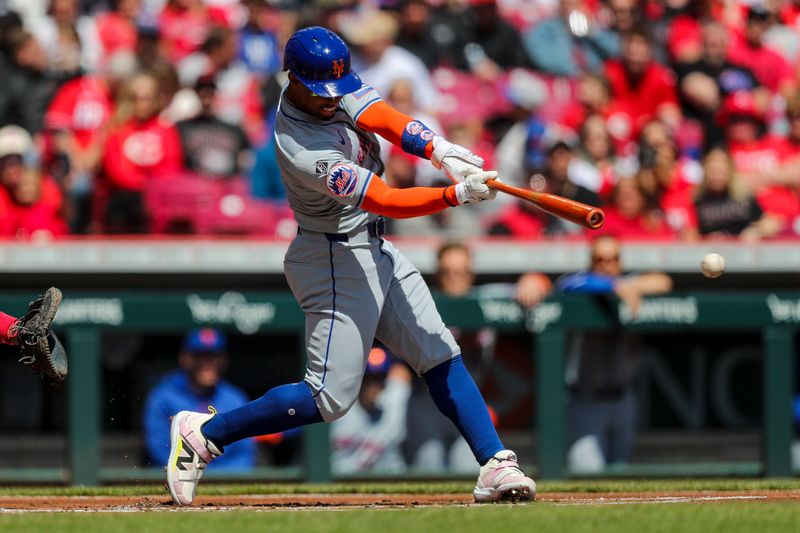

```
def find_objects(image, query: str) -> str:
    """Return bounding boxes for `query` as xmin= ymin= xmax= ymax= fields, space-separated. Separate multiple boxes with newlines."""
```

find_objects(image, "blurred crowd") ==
xmin=1 ymin=0 xmax=800 ymax=240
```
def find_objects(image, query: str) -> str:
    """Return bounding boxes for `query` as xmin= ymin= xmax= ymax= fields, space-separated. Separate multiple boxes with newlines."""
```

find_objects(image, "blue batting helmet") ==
xmin=283 ymin=26 xmax=362 ymax=98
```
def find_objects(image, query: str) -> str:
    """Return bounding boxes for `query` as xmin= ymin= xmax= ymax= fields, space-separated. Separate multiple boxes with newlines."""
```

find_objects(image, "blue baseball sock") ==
xmin=201 ymin=382 xmax=323 ymax=448
xmin=423 ymin=355 xmax=504 ymax=465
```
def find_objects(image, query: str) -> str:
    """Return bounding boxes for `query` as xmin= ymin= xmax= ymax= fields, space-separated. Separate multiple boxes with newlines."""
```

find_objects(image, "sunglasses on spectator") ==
xmin=592 ymin=255 xmax=620 ymax=264
xmin=438 ymin=267 xmax=473 ymax=276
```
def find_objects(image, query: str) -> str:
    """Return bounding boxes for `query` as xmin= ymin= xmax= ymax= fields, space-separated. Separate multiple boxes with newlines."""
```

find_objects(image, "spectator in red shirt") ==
xmin=0 ymin=126 xmax=68 ymax=239
xmin=721 ymin=91 xmax=798 ymax=227
xmin=728 ymin=5 xmax=796 ymax=98
xmin=635 ymin=120 xmax=700 ymax=240
xmin=560 ymin=73 xmax=638 ymax=157
xmin=102 ymin=72 xmax=182 ymax=233
xmin=694 ymin=147 xmax=781 ymax=242
xmin=603 ymin=26 xmax=681 ymax=134
xmin=780 ymin=0 xmax=800 ymax=32
xmin=598 ymin=175 xmax=673 ymax=239
xmin=45 ymin=51 xmax=138 ymax=233
xmin=158 ymin=0 xmax=230 ymax=64
xmin=95 ymin=0 xmax=140 ymax=65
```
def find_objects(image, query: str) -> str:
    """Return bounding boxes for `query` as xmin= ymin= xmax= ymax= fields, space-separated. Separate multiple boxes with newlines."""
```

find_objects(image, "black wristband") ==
xmin=442 ymin=186 xmax=458 ymax=207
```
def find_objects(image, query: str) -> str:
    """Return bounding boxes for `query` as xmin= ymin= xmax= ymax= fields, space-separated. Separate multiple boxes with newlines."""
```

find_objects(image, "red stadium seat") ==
xmin=145 ymin=174 xmax=283 ymax=236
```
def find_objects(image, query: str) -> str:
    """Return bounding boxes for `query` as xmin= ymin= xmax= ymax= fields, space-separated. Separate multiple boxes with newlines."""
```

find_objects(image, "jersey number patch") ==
xmin=326 ymin=163 xmax=358 ymax=198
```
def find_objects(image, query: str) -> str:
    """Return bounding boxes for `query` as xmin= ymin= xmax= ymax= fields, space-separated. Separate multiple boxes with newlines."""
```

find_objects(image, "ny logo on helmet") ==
xmin=331 ymin=59 xmax=345 ymax=79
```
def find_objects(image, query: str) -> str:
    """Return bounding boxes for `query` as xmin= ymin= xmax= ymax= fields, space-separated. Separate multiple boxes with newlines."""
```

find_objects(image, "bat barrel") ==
xmin=486 ymin=178 xmax=605 ymax=230
xmin=587 ymin=208 xmax=605 ymax=230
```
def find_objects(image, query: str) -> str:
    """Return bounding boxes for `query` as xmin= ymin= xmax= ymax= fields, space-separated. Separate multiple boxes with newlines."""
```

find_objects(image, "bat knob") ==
xmin=587 ymin=209 xmax=605 ymax=230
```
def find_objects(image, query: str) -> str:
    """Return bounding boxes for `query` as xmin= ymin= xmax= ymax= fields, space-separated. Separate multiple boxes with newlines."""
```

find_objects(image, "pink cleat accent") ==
xmin=166 ymin=409 xmax=222 ymax=506
xmin=473 ymin=450 xmax=536 ymax=503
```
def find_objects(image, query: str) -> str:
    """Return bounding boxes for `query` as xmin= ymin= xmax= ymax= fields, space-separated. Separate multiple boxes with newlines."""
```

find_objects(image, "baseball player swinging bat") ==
xmin=167 ymin=26 xmax=538 ymax=507
xmin=486 ymin=179 xmax=605 ymax=230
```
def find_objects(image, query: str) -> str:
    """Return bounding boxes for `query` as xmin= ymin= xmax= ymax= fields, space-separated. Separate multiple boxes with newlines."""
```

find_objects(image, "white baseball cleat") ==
xmin=166 ymin=408 xmax=222 ymax=506
xmin=473 ymin=450 xmax=537 ymax=503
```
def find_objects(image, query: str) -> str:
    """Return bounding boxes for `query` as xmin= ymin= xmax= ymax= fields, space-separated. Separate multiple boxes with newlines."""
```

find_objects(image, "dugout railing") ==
xmin=0 ymin=290 xmax=795 ymax=485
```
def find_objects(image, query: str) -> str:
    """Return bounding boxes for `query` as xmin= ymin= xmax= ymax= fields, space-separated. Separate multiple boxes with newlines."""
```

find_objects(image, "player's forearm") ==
xmin=361 ymin=175 xmax=456 ymax=218
xmin=356 ymin=101 xmax=434 ymax=159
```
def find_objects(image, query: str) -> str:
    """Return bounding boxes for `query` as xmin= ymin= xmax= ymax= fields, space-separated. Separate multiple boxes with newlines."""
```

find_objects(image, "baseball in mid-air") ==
xmin=701 ymin=253 xmax=725 ymax=278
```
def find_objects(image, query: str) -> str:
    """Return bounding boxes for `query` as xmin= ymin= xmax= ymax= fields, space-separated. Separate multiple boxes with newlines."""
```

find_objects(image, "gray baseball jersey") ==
xmin=275 ymin=82 xmax=460 ymax=421
xmin=275 ymin=83 xmax=385 ymax=234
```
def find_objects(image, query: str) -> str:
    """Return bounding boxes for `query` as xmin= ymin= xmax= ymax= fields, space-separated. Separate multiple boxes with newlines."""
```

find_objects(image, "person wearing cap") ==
xmin=176 ymin=74 xmax=251 ymax=179
xmin=0 ymin=125 xmax=68 ymax=238
xmin=177 ymin=26 xmax=266 ymax=145
xmin=676 ymin=20 xmax=764 ymax=148
xmin=489 ymin=137 xmax=599 ymax=237
xmin=167 ymin=27 xmax=537 ymax=506
xmin=331 ymin=346 xmax=412 ymax=474
xmin=721 ymin=91 xmax=800 ymax=229
xmin=143 ymin=328 xmax=255 ymax=470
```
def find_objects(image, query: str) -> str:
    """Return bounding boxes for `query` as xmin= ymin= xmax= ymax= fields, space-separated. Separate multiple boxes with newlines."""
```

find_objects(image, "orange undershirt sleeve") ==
xmin=356 ymin=101 xmax=434 ymax=158
xmin=361 ymin=175 xmax=458 ymax=219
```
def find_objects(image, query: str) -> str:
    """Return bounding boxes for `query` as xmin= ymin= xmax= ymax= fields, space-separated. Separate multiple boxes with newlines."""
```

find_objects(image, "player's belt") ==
xmin=298 ymin=217 xmax=385 ymax=243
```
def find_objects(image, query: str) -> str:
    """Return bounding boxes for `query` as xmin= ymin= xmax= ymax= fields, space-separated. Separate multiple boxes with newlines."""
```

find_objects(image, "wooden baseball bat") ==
xmin=486 ymin=179 xmax=605 ymax=230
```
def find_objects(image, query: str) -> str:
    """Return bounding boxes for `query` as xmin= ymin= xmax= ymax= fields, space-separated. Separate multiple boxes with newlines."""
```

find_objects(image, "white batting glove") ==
xmin=431 ymin=136 xmax=484 ymax=183
xmin=453 ymin=169 xmax=498 ymax=205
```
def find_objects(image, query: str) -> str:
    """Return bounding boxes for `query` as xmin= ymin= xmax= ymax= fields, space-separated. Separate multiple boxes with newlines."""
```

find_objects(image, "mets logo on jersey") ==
xmin=331 ymin=59 xmax=345 ymax=79
xmin=326 ymin=163 xmax=358 ymax=197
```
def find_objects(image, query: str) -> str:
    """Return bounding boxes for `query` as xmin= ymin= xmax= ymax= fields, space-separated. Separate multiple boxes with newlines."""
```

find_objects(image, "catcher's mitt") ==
xmin=14 ymin=288 xmax=68 ymax=385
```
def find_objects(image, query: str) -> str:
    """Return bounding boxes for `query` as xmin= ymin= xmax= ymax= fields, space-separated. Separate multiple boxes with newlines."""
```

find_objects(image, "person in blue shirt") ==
xmin=250 ymin=137 xmax=285 ymax=201
xmin=238 ymin=0 xmax=281 ymax=78
xmin=557 ymin=235 xmax=672 ymax=473
xmin=143 ymin=328 xmax=256 ymax=470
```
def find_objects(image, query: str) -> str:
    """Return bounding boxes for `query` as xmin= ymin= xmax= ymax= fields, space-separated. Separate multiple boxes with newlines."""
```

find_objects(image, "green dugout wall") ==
xmin=0 ymin=290 xmax=795 ymax=485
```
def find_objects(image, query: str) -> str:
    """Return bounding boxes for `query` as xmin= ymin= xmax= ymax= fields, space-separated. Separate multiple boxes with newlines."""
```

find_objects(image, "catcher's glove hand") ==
xmin=14 ymin=287 xmax=68 ymax=385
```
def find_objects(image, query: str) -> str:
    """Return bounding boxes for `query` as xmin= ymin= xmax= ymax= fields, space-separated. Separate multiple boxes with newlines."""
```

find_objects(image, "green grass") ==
xmin=0 ymin=478 xmax=799 ymax=497
xmin=2 ymin=502 xmax=800 ymax=533
xmin=0 ymin=480 xmax=798 ymax=532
